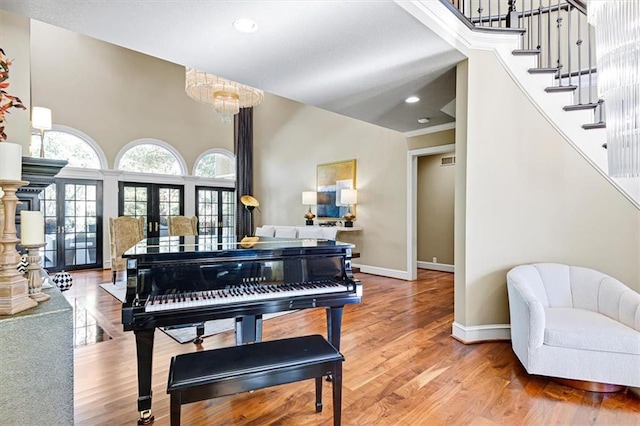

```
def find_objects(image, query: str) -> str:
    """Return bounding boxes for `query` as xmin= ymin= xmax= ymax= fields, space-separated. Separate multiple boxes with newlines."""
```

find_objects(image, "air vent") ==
xmin=441 ymin=156 xmax=456 ymax=166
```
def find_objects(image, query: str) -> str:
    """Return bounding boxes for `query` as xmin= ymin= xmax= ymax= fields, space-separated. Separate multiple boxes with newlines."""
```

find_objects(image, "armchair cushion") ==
xmin=298 ymin=227 xmax=324 ymax=239
xmin=274 ymin=227 xmax=297 ymax=239
xmin=545 ymin=308 xmax=640 ymax=355
xmin=255 ymin=226 xmax=275 ymax=237
xmin=109 ymin=216 xmax=145 ymax=273
xmin=168 ymin=216 xmax=198 ymax=236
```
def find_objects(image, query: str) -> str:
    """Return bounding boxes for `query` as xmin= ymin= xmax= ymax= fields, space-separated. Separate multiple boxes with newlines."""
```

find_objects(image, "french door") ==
xmin=196 ymin=186 xmax=235 ymax=243
xmin=119 ymin=182 xmax=184 ymax=238
xmin=41 ymin=179 xmax=104 ymax=272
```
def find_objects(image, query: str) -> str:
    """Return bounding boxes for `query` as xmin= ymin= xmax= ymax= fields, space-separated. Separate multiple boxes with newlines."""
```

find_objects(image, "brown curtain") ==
xmin=234 ymin=107 xmax=254 ymax=239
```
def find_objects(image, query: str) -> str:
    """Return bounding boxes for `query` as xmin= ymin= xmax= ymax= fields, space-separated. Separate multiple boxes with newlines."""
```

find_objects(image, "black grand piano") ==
xmin=122 ymin=235 xmax=363 ymax=424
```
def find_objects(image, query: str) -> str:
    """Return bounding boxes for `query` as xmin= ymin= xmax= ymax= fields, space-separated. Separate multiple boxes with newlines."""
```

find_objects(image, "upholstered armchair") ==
xmin=168 ymin=215 xmax=198 ymax=236
xmin=507 ymin=263 xmax=640 ymax=391
xmin=108 ymin=216 xmax=145 ymax=284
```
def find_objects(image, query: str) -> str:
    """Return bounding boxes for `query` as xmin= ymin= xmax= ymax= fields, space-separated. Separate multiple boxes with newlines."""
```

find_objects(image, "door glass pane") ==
xmin=41 ymin=184 xmax=58 ymax=269
xmin=221 ymin=190 xmax=235 ymax=243
xmin=40 ymin=180 xmax=102 ymax=272
xmin=158 ymin=186 xmax=182 ymax=237
xmin=64 ymin=182 xmax=99 ymax=268
xmin=196 ymin=188 xmax=235 ymax=243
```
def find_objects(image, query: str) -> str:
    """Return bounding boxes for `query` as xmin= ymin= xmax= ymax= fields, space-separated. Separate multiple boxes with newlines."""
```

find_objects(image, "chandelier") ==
xmin=588 ymin=0 xmax=640 ymax=177
xmin=185 ymin=68 xmax=264 ymax=124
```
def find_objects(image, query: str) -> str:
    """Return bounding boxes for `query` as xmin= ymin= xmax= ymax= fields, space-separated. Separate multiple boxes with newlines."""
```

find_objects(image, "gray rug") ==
xmin=99 ymin=282 xmax=295 ymax=344
xmin=160 ymin=312 xmax=295 ymax=344
xmin=99 ymin=282 xmax=126 ymax=302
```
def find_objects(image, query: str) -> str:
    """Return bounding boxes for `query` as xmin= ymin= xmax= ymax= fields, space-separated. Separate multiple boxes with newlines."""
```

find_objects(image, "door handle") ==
xmin=155 ymin=222 xmax=159 ymax=232
xmin=148 ymin=222 xmax=152 ymax=232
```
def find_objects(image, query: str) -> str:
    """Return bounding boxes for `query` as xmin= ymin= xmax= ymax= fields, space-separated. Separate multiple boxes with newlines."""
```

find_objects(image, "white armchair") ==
xmin=507 ymin=263 xmax=640 ymax=390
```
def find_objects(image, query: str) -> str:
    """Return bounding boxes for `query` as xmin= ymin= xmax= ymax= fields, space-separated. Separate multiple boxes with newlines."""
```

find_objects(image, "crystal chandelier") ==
xmin=588 ymin=0 xmax=640 ymax=177
xmin=185 ymin=68 xmax=264 ymax=124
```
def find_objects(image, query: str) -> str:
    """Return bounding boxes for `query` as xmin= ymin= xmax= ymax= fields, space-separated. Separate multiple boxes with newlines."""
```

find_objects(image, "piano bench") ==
xmin=166 ymin=334 xmax=345 ymax=426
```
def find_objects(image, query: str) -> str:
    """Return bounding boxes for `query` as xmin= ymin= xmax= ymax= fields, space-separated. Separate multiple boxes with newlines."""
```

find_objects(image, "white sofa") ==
xmin=255 ymin=225 xmax=339 ymax=240
xmin=506 ymin=263 xmax=640 ymax=389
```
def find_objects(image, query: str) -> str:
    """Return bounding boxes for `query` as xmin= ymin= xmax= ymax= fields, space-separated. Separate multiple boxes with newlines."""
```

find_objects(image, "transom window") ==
xmin=118 ymin=143 xmax=182 ymax=175
xmin=41 ymin=130 xmax=101 ymax=169
xmin=194 ymin=151 xmax=235 ymax=179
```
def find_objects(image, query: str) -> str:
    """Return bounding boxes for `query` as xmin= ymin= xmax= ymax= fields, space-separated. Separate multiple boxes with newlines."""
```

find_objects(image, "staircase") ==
xmin=398 ymin=0 xmax=639 ymax=207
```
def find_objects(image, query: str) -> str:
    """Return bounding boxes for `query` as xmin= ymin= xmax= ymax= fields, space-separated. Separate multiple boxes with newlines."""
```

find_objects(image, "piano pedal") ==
xmin=193 ymin=323 xmax=205 ymax=345
xmin=325 ymin=374 xmax=333 ymax=382
xmin=137 ymin=410 xmax=154 ymax=425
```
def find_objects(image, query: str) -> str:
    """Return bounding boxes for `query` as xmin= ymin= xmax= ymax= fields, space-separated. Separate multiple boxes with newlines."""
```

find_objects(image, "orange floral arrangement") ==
xmin=0 ymin=48 xmax=26 ymax=141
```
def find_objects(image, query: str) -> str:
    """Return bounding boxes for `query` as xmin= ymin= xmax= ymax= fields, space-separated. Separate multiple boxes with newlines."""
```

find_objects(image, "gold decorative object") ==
xmin=0 ymin=180 xmax=38 ymax=315
xmin=23 ymin=242 xmax=49 ymax=302
xmin=185 ymin=68 xmax=264 ymax=124
xmin=340 ymin=189 xmax=358 ymax=227
xmin=240 ymin=195 xmax=260 ymax=237
xmin=302 ymin=191 xmax=316 ymax=225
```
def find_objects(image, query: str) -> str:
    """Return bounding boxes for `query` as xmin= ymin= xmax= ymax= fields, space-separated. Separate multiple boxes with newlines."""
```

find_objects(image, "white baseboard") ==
xmin=451 ymin=321 xmax=511 ymax=343
xmin=352 ymin=263 xmax=410 ymax=280
xmin=417 ymin=261 xmax=454 ymax=273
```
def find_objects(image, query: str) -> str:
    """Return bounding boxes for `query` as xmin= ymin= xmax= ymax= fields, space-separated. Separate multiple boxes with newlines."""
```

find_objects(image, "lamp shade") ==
xmin=340 ymin=189 xmax=357 ymax=205
xmin=302 ymin=191 xmax=316 ymax=205
xmin=32 ymin=107 xmax=52 ymax=131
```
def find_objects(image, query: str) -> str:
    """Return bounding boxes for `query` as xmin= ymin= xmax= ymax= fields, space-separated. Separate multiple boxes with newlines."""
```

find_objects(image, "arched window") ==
xmin=194 ymin=150 xmax=235 ymax=179
xmin=41 ymin=126 xmax=104 ymax=169
xmin=117 ymin=140 xmax=184 ymax=175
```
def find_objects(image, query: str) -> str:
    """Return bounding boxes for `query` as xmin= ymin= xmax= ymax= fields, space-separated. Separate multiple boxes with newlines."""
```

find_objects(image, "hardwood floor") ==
xmin=67 ymin=269 xmax=640 ymax=425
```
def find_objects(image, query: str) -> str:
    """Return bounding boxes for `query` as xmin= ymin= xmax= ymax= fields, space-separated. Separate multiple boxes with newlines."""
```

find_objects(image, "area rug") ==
xmin=161 ymin=311 xmax=295 ymax=344
xmin=99 ymin=281 xmax=126 ymax=303
xmin=99 ymin=282 xmax=296 ymax=344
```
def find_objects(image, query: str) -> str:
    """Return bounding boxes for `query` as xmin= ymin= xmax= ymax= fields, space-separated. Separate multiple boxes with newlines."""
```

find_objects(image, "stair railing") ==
xmin=442 ymin=0 xmax=604 ymax=129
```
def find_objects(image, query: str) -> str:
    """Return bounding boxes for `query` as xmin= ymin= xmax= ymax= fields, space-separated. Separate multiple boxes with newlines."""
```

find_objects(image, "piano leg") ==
xmin=326 ymin=306 xmax=343 ymax=350
xmin=235 ymin=314 xmax=263 ymax=345
xmin=325 ymin=306 xmax=344 ymax=383
xmin=135 ymin=328 xmax=155 ymax=425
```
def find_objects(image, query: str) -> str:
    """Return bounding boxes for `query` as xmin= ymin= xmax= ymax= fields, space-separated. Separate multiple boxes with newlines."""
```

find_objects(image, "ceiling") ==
xmin=0 ymin=1 xmax=465 ymax=134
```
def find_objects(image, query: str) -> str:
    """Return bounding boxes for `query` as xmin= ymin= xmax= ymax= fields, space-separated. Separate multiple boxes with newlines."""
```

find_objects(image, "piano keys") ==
xmin=121 ymin=235 xmax=362 ymax=424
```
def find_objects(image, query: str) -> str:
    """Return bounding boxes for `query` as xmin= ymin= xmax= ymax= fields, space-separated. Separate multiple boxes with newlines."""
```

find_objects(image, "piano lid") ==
xmin=123 ymin=235 xmax=354 ymax=262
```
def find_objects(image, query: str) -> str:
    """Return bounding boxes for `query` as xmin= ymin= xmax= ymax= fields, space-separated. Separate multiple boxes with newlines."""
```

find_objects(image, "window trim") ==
xmin=114 ymin=138 xmax=188 ymax=176
xmin=43 ymin=124 xmax=108 ymax=170
xmin=193 ymin=148 xmax=236 ymax=180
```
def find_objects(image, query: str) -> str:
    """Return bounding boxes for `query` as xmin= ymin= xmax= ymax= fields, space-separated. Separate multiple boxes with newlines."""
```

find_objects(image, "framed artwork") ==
xmin=316 ymin=159 xmax=356 ymax=220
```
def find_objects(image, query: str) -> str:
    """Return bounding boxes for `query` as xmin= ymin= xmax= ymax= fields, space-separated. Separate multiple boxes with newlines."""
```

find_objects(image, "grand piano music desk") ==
xmin=122 ymin=235 xmax=362 ymax=424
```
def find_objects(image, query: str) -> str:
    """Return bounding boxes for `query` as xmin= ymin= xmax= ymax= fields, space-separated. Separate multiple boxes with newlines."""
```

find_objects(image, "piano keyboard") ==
xmin=144 ymin=280 xmax=348 ymax=312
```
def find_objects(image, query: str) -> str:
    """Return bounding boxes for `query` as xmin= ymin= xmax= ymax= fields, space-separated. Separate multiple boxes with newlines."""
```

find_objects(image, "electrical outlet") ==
xmin=432 ymin=257 xmax=437 ymax=263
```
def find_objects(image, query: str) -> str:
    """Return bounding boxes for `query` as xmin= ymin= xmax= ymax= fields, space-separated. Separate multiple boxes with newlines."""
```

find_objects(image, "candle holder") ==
xmin=23 ymin=243 xmax=49 ymax=302
xmin=0 ymin=180 xmax=38 ymax=315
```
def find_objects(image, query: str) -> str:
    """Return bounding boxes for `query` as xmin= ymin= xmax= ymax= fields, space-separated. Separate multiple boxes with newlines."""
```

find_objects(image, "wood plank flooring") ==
xmin=66 ymin=269 xmax=640 ymax=425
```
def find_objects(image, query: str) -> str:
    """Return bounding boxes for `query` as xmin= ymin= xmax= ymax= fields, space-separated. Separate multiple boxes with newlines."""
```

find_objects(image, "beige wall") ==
xmin=417 ymin=152 xmax=455 ymax=265
xmin=29 ymin=20 xmax=234 ymax=169
xmin=253 ymin=94 xmax=408 ymax=271
xmin=461 ymin=49 xmax=640 ymax=326
xmin=408 ymin=128 xmax=455 ymax=151
xmin=0 ymin=10 xmax=30 ymax=149
xmin=26 ymin=19 xmax=409 ymax=273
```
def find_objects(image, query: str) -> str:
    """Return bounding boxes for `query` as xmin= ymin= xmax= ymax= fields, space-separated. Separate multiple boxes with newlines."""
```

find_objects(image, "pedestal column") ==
xmin=0 ymin=180 xmax=37 ymax=315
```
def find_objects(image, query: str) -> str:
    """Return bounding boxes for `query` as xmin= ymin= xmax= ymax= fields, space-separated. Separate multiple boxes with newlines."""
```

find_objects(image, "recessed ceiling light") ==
xmin=233 ymin=18 xmax=258 ymax=33
xmin=405 ymin=96 xmax=420 ymax=104
xmin=417 ymin=117 xmax=430 ymax=124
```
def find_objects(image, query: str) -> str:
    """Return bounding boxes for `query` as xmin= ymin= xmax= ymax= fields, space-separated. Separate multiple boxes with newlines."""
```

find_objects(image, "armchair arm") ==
xmin=507 ymin=269 xmax=546 ymax=369
xmin=600 ymin=276 xmax=640 ymax=332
